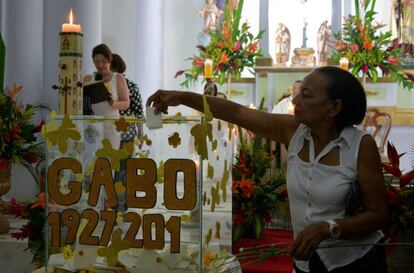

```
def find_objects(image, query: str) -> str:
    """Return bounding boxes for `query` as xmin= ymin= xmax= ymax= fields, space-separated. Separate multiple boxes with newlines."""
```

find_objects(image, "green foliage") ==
xmin=176 ymin=0 xmax=264 ymax=88
xmin=332 ymin=0 xmax=414 ymax=89
xmin=0 ymin=85 xmax=45 ymax=185
xmin=232 ymin=103 xmax=288 ymax=242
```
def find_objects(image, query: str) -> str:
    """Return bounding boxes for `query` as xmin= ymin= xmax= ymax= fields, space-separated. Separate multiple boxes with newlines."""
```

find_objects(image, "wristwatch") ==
xmin=325 ymin=219 xmax=341 ymax=239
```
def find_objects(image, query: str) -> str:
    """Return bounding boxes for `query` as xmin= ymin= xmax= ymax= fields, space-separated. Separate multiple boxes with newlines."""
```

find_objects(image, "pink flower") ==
xmin=387 ymin=56 xmax=399 ymax=66
xmin=350 ymin=44 xmax=359 ymax=52
xmin=232 ymin=41 xmax=241 ymax=51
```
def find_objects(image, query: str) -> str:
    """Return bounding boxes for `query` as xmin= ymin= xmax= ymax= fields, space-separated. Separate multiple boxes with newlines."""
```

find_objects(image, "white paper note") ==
xmin=146 ymin=106 xmax=162 ymax=129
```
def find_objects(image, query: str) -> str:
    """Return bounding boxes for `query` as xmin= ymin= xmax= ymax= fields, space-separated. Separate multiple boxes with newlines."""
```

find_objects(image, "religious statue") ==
xmin=275 ymin=23 xmax=291 ymax=66
xmin=317 ymin=20 xmax=332 ymax=66
xmin=390 ymin=0 xmax=414 ymax=58
xmin=199 ymin=0 xmax=223 ymax=34
xmin=291 ymin=21 xmax=316 ymax=67
xmin=302 ymin=21 xmax=308 ymax=48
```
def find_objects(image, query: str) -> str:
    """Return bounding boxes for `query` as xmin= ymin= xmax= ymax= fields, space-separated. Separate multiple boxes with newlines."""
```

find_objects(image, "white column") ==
xmin=102 ymin=0 xmax=138 ymax=82
xmin=3 ymin=0 xmax=44 ymax=201
xmin=259 ymin=0 xmax=269 ymax=55
xmin=42 ymin=0 xmax=102 ymax=110
xmin=331 ymin=0 xmax=342 ymax=33
xmin=136 ymin=0 xmax=164 ymax=103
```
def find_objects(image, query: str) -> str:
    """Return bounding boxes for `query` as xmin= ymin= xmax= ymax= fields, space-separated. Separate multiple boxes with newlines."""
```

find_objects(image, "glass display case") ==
xmin=43 ymin=114 xmax=237 ymax=272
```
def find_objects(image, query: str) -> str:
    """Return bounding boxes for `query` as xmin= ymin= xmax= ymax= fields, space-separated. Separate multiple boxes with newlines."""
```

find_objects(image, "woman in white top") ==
xmin=83 ymin=44 xmax=130 ymax=148
xmin=146 ymin=66 xmax=388 ymax=272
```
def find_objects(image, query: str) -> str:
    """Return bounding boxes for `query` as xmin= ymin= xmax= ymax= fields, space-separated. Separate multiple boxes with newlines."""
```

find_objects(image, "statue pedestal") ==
xmin=291 ymin=48 xmax=316 ymax=67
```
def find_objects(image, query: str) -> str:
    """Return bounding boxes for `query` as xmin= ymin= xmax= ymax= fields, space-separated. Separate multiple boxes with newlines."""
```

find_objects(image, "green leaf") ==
xmin=232 ymin=224 xmax=244 ymax=243
xmin=253 ymin=213 xmax=264 ymax=239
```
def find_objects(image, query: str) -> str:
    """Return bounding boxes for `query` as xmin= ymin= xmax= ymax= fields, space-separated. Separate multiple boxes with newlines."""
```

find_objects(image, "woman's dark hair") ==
xmin=314 ymin=66 xmax=366 ymax=129
xmin=92 ymin=43 xmax=112 ymax=62
xmin=110 ymin=53 xmax=127 ymax=73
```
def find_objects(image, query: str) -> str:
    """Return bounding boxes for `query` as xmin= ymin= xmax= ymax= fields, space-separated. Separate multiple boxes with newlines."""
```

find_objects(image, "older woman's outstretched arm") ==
xmin=146 ymin=90 xmax=299 ymax=144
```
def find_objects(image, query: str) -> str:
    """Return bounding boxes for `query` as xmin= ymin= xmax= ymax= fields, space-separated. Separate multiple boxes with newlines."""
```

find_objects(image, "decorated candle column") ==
xmin=58 ymin=9 xmax=83 ymax=115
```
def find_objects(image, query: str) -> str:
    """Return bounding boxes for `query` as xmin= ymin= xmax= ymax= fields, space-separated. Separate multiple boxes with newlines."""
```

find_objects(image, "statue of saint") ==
xmin=391 ymin=0 xmax=414 ymax=56
xmin=275 ymin=23 xmax=291 ymax=65
xmin=199 ymin=0 xmax=223 ymax=34
xmin=317 ymin=20 xmax=331 ymax=66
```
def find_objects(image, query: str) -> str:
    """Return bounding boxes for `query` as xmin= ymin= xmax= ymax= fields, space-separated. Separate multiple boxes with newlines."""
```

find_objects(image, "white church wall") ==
xmin=101 ymin=0 xmax=138 ymax=83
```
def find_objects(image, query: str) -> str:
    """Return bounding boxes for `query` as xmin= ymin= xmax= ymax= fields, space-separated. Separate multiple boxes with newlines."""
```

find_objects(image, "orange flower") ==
xmin=193 ymin=58 xmax=204 ymax=67
xmin=220 ymin=53 xmax=230 ymax=64
xmin=239 ymin=177 xmax=254 ymax=198
xmin=232 ymin=179 xmax=240 ymax=194
xmin=203 ymin=250 xmax=216 ymax=268
xmin=7 ymin=83 xmax=23 ymax=99
xmin=217 ymin=41 xmax=226 ymax=48
xmin=31 ymin=192 xmax=46 ymax=209
xmin=363 ymin=41 xmax=374 ymax=50
xmin=248 ymin=41 xmax=259 ymax=54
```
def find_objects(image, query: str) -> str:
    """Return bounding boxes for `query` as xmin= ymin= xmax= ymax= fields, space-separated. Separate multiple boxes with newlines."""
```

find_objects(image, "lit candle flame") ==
xmin=69 ymin=9 xmax=73 ymax=24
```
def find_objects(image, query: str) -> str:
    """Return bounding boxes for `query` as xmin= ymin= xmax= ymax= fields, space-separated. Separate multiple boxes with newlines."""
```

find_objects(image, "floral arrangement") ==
xmin=8 ymin=193 xmax=46 ymax=268
xmin=0 ymin=84 xmax=44 ymax=180
xmin=175 ymin=0 xmax=264 ymax=88
xmin=232 ymin=103 xmax=287 ymax=243
xmin=332 ymin=0 xmax=414 ymax=89
xmin=382 ymin=142 xmax=414 ymax=236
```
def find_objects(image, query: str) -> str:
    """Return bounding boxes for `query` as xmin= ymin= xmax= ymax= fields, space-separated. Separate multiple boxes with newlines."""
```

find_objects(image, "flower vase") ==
xmin=0 ymin=164 xmax=11 ymax=233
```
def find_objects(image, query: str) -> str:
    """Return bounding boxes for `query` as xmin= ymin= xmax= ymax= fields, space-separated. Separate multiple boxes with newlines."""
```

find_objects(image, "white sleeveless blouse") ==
xmin=287 ymin=124 xmax=383 ymax=272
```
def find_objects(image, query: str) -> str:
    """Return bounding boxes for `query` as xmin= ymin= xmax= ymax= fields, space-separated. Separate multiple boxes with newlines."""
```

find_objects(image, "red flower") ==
xmin=382 ymin=141 xmax=414 ymax=188
xmin=193 ymin=58 xmax=204 ymax=67
xmin=174 ymin=70 xmax=185 ymax=78
xmin=380 ymin=65 xmax=390 ymax=75
xmin=23 ymin=153 xmax=40 ymax=164
xmin=214 ymin=64 xmax=223 ymax=71
xmin=350 ymin=44 xmax=359 ymax=52
xmin=387 ymin=56 xmax=399 ymax=66
xmin=233 ymin=211 xmax=244 ymax=225
xmin=11 ymin=224 xmax=32 ymax=240
xmin=361 ymin=65 xmax=369 ymax=74
xmin=8 ymin=198 xmax=29 ymax=217
xmin=31 ymin=119 xmax=45 ymax=134
xmin=385 ymin=188 xmax=400 ymax=207
xmin=232 ymin=41 xmax=241 ymax=51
